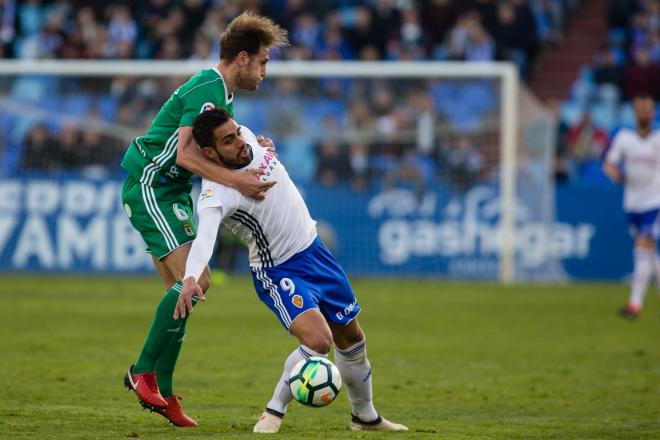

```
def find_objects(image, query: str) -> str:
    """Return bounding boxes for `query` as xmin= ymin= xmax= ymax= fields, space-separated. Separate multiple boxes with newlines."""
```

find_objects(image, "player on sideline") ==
xmin=604 ymin=95 xmax=660 ymax=319
xmin=173 ymin=108 xmax=408 ymax=433
xmin=121 ymin=12 xmax=288 ymax=426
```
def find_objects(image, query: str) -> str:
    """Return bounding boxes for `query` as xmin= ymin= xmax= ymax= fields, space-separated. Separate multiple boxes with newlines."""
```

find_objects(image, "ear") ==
xmin=202 ymin=147 xmax=215 ymax=160
xmin=237 ymin=51 xmax=250 ymax=66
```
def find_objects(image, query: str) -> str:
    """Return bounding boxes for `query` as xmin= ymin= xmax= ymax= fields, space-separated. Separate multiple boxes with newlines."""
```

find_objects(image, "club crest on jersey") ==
xmin=200 ymin=102 xmax=215 ymax=112
xmin=292 ymin=295 xmax=303 ymax=308
xmin=182 ymin=220 xmax=194 ymax=236
xmin=200 ymin=188 xmax=213 ymax=201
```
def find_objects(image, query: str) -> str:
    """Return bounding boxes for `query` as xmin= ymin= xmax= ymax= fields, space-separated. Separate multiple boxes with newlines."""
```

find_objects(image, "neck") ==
xmin=217 ymin=61 xmax=236 ymax=96
xmin=637 ymin=123 xmax=651 ymax=137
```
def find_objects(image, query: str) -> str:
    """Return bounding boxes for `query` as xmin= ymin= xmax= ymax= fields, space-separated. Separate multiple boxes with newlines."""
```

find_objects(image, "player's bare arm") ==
xmin=176 ymin=126 xmax=275 ymax=199
xmin=603 ymin=160 xmax=622 ymax=183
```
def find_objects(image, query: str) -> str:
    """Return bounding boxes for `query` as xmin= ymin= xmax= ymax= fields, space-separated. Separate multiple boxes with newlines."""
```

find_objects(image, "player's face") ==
xmin=210 ymin=119 xmax=253 ymax=169
xmin=236 ymin=46 xmax=269 ymax=91
xmin=633 ymin=97 xmax=655 ymax=125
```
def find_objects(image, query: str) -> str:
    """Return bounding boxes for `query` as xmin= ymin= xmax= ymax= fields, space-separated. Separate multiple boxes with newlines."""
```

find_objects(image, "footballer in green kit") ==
xmin=120 ymin=12 xmax=288 ymax=427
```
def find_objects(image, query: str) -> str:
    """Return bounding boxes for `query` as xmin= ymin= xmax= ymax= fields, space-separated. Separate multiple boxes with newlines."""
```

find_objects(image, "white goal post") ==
xmin=0 ymin=60 xmax=520 ymax=282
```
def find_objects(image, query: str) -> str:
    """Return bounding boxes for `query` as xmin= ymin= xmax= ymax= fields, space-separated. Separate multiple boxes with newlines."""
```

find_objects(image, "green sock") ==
xmin=155 ymin=318 xmax=188 ymax=397
xmin=134 ymin=282 xmax=187 ymax=374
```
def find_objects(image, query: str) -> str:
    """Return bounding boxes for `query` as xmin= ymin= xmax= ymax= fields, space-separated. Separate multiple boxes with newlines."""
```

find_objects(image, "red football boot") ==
xmin=124 ymin=365 xmax=168 ymax=409
xmin=154 ymin=395 xmax=198 ymax=427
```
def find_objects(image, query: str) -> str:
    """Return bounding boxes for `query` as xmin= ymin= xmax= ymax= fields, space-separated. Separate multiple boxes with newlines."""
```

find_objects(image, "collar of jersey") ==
xmin=212 ymin=67 xmax=233 ymax=104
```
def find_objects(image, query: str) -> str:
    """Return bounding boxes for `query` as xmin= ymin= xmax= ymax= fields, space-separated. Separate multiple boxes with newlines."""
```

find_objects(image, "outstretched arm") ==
xmin=174 ymin=206 xmax=223 ymax=320
xmin=176 ymin=126 xmax=275 ymax=199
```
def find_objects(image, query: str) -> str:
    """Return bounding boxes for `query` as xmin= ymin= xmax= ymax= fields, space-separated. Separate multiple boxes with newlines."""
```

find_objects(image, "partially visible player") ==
xmin=603 ymin=95 xmax=660 ymax=319
xmin=175 ymin=108 xmax=408 ymax=433
xmin=121 ymin=12 xmax=288 ymax=427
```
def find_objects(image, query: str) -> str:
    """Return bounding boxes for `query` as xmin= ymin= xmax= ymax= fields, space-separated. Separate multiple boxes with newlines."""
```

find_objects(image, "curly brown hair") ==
xmin=220 ymin=12 xmax=289 ymax=61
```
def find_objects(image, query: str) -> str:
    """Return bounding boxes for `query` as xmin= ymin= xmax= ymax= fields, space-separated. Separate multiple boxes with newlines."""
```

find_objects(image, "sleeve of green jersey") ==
xmin=178 ymin=85 xmax=225 ymax=128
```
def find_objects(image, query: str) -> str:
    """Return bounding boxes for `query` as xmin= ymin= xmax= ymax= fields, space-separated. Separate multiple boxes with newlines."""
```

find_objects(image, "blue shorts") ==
xmin=627 ymin=209 xmax=660 ymax=238
xmin=251 ymin=236 xmax=360 ymax=331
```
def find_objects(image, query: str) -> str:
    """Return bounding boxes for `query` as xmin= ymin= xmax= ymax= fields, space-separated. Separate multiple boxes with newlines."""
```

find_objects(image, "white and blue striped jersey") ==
xmin=184 ymin=127 xmax=317 ymax=281
xmin=606 ymin=128 xmax=660 ymax=213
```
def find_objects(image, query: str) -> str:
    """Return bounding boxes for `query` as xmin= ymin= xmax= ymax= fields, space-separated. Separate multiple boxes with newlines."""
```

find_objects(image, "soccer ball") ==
xmin=289 ymin=356 xmax=342 ymax=407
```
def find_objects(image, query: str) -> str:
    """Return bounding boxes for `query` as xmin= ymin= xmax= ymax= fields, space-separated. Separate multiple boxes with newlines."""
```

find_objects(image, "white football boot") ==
xmin=349 ymin=414 xmax=409 ymax=431
xmin=253 ymin=410 xmax=284 ymax=434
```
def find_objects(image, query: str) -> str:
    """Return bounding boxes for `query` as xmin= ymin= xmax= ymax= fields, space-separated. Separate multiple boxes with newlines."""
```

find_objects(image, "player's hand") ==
xmin=257 ymin=135 xmax=276 ymax=155
xmin=174 ymin=277 xmax=206 ymax=320
xmin=233 ymin=169 xmax=277 ymax=200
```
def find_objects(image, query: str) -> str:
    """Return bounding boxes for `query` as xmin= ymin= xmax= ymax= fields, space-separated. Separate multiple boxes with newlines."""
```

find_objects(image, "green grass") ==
xmin=1 ymin=276 xmax=660 ymax=439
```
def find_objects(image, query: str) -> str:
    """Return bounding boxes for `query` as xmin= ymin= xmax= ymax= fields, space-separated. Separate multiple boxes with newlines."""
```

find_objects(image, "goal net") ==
xmin=0 ymin=60 xmax=560 ymax=281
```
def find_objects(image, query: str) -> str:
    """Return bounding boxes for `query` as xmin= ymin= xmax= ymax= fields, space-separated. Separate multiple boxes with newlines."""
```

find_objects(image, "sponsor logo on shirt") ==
xmin=255 ymin=150 xmax=278 ymax=182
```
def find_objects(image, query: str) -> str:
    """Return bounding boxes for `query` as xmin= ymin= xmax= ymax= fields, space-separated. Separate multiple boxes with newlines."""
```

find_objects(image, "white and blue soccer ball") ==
xmin=289 ymin=356 xmax=342 ymax=407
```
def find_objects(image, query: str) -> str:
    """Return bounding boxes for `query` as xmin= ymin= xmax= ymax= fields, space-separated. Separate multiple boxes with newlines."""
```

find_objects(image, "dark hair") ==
xmin=192 ymin=108 xmax=231 ymax=148
xmin=220 ymin=11 xmax=289 ymax=61
xmin=632 ymin=93 xmax=653 ymax=102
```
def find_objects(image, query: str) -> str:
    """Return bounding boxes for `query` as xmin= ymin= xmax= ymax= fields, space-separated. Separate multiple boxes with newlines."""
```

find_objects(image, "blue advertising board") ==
xmin=0 ymin=177 xmax=632 ymax=280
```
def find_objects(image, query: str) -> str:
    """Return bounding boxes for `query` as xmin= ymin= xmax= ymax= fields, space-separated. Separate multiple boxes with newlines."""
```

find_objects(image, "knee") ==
xmin=303 ymin=333 xmax=333 ymax=355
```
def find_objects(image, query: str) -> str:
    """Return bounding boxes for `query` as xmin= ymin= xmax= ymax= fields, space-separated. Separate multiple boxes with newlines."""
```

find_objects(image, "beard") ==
xmin=236 ymin=72 xmax=261 ymax=91
xmin=218 ymin=144 xmax=253 ymax=169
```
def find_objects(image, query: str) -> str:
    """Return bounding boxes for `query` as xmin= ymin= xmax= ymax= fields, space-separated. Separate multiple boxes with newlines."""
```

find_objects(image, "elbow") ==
xmin=175 ymin=154 xmax=188 ymax=168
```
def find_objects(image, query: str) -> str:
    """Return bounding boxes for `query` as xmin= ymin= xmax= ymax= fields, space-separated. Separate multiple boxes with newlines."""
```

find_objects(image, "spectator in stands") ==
xmin=345 ymin=6 xmax=381 ymax=59
xmin=76 ymin=7 xmax=98 ymax=46
xmin=492 ymin=2 xmax=528 ymax=68
xmin=593 ymin=47 xmax=624 ymax=88
xmin=190 ymin=31 xmax=216 ymax=60
xmin=372 ymin=0 xmax=402 ymax=56
xmin=446 ymin=11 xmax=478 ymax=59
xmin=348 ymin=141 xmax=370 ymax=191
xmin=56 ymin=122 xmax=86 ymax=169
xmin=108 ymin=4 xmax=137 ymax=48
xmin=565 ymin=113 xmax=609 ymax=163
xmin=20 ymin=11 xmax=65 ymax=58
xmin=0 ymin=0 xmax=16 ymax=58
xmin=316 ymin=140 xmax=352 ymax=186
xmin=649 ymin=29 xmax=660 ymax=62
xmin=622 ymin=46 xmax=660 ymax=100
xmin=58 ymin=27 xmax=88 ymax=59
xmin=20 ymin=124 xmax=59 ymax=171
xmin=607 ymin=0 xmax=639 ymax=29
xmin=419 ymin=0 xmax=458 ymax=57
xmin=465 ymin=22 xmax=495 ymax=61
xmin=442 ymin=135 xmax=484 ymax=192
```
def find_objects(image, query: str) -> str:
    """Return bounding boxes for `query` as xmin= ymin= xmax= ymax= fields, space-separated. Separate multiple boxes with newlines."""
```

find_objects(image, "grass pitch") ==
xmin=1 ymin=276 xmax=659 ymax=439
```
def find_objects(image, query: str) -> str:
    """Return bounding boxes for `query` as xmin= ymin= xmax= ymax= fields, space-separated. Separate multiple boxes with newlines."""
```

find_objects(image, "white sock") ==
xmin=654 ymin=254 xmax=660 ymax=288
xmin=334 ymin=339 xmax=378 ymax=422
xmin=630 ymin=247 xmax=654 ymax=309
xmin=266 ymin=345 xmax=326 ymax=415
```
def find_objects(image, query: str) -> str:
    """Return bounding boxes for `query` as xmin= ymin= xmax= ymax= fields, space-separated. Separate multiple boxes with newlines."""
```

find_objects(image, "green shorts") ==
xmin=121 ymin=176 xmax=197 ymax=260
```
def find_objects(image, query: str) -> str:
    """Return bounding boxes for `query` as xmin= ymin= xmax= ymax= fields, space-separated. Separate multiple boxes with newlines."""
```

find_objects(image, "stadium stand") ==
xmin=553 ymin=0 xmax=660 ymax=185
xmin=0 ymin=0 xmax=579 ymax=188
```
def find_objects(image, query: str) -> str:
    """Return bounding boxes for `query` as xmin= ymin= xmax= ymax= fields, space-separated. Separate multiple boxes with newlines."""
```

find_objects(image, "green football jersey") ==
xmin=121 ymin=68 xmax=234 ymax=186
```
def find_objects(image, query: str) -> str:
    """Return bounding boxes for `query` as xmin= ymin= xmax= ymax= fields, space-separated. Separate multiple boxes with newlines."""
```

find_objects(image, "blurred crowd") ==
xmin=1 ymin=0 xmax=573 ymax=67
xmin=0 ymin=0 xmax=581 ymax=192
xmin=555 ymin=0 xmax=660 ymax=185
